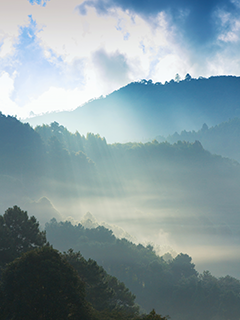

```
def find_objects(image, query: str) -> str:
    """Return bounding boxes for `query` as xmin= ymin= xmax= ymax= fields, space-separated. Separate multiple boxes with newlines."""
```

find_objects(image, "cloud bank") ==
xmin=79 ymin=0 xmax=239 ymax=45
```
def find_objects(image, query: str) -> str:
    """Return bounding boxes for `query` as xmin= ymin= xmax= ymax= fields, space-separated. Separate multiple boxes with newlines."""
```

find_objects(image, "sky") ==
xmin=1 ymin=0 xmax=240 ymax=118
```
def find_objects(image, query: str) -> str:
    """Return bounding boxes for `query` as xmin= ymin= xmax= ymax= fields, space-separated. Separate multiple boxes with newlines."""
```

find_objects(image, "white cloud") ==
xmin=0 ymin=38 xmax=14 ymax=58
xmin=0 ymin=71 xmax=21 ymax=116
xmin=1 ymin=0 xmax=240 ymax=118
xmin=92 ymin=48 xmax=130 ymax=86
xmin=23 ymin=86 xmax=89 ymax=116
xmin=1 ymin=1 xmax=182 ymax=116
xmin=216 ymin=8 xmax=240 ymax=43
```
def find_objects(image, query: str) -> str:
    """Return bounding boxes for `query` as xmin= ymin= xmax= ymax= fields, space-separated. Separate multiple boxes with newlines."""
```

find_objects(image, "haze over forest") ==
xmin=2 ymin=0 xmax=240 ymax=318
xmin=2 ymin=75 xmax=240 ymax=320
xmin=1 ymin=75 xmax=240 ymax=282
xmin=26 ymin=75 xmax=240 ymax=143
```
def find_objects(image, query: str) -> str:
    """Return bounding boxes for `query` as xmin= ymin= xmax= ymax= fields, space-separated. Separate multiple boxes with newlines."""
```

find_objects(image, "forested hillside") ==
xmin=45 ymin=218 xmax=240 ymax=320
xmin=0 ymin=206 xmax=149 ymax=320
xmin=156 ymin=118 xmax=240 ymax=162
xmin=26 ymin=75 xmax=240 ymax=142
xmin=3 ymin=0 xmax=240 ymax=318
xmin=0 ymin=112 xmax=44 ymax=177
xmin=1 ymin=205 xmax=240 ymax=320
xmin=1 ymin=113 xmax=240 ymax=279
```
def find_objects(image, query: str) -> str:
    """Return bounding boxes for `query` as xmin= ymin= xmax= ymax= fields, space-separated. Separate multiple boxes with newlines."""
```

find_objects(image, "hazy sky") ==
xmin=1 ymin=0 xmax=240 ymax=118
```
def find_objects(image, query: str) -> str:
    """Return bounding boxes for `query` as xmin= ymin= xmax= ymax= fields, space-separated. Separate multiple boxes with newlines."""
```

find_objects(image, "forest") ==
xmin=1 ymin=107 xmax=240 ymax=319
xmin=45 ymin=217 xmax=240 ymax=320
xmin=3 ymin=0 xmax=240 ymax=313
xmin=0 ymin=206 xmax=142 ymax=320
xmin=27 ymin=75 xmax=240 ymax=143
xmin=1 ymin=206 xmax=240 ymax=320
xmin=156 ymin=118 xmax=240 ymax=162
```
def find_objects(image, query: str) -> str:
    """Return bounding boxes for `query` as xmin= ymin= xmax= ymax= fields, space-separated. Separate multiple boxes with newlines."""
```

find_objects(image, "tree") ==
xmin=137 ymin=309 xmax=169 ymax=320
xmin=0 ymin=206 xmax=46 ymax=267
xmin=174 ymin=73 xmax=181 ymax=82
xmin=107 ymin=276 xmax=139 ymax=315
xmin=170 ymin=253 xmax=197 ymax=280
xmin=63 ymin=249 xmax=114 ymax=311
xmin=184 ymin=73 xmax=192 ymax=81
xmin=0 ymin=246 xmax=91 ymax=320
xmin=63 ymin=249 xmax=139 ymax=315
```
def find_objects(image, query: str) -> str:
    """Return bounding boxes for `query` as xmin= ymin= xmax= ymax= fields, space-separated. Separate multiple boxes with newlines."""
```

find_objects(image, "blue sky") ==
xmin=1 ymin=0 xmax=240 ymax=118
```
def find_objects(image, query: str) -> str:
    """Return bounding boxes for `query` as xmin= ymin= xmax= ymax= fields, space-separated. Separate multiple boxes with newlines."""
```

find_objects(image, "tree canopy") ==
xmin=63 ymin=249 xmax=139 ymax=315
xmin=0 ymin=206 xmax=46 ymax=268
xmin=45 ymin=219 xmax=240 ymax=320
xmin=0 ymin=246 xmax=90 ymax=320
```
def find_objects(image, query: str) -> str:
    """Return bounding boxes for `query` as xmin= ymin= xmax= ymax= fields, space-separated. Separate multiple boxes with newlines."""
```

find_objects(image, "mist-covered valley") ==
xmin=3 ymin=0 xmax=240 ymax=317
xmin=2 ymin=84 xmax=240 ymax=281
xmin=2 ymin=76 xmax=240 ymax=319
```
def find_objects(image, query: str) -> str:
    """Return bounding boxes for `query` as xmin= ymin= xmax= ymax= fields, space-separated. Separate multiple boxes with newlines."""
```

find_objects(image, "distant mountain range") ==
xmin=1 ymin=113 xmax=240 ymax=279
xmin=25 ymin=75 xmax=240 ymax=143
xmin=156 ymin=118 xmax=240 ymax=162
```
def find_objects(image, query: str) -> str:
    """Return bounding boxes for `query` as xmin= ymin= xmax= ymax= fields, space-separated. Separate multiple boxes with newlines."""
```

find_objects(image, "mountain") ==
xmin=156 ymin=118 xmax=240 ymax=162
xmin=25 ymin=75 xmax=240 ymax=143
xmin=25 ymin=197 xmax=62 ymax=225
xmin=1 ymin=115 xmax=240 ymax=280
xmin=0 ymin=112 xmax=45 ymax=214
xmin=45 ymin=219 xmax=240 ymax=320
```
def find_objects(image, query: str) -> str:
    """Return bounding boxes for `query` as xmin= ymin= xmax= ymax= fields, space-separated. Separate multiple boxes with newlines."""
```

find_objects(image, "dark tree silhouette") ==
xmin=0 ymin=246 xmax=90 ymax=320
xmin=0 ymin=206 xmax=46 ymax=267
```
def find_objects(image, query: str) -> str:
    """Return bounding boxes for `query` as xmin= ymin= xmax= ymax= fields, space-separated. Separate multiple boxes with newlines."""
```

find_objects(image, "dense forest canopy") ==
xmin=0 ymin=207 xmax=142 ymax=320
xmin=45 ymin=218 xmax=240 ymax=320
xmin=1 ymin=206 xmax=240 ymax=320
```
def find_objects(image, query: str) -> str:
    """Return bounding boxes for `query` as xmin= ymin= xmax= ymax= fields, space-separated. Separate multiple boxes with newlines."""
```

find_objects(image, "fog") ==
xmin=1 ymin=112 xmax=240 ymax=283
xmin=20 ymin=145 xmax=240 ymax=279
xmin=29 ymin=188 xmax=240 ymax=279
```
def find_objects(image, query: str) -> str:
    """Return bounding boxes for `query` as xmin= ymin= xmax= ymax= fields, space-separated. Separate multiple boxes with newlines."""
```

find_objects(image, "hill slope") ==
xmin=156 ymin=118 xmax=240 ymax=162
xmin=25 ymin=75 xmax=240 ymax=142
xmin=46 ymin=219 xmax=240 ymax=320
xmin=1 ymin=116 xmax=240 ymax=279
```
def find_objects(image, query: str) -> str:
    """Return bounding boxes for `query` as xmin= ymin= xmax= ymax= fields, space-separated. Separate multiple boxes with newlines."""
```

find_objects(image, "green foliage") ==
xmin=138 ymin=309 xmax=169 ymax=320
xmin=0 ymin=206 xmax=46 ymax=268
xmin=169 ymin=253 xmax=197 ymax=281
xmin=45 ymin=219 xmax=170 ymax=312
xmin=161 ymin=117 xmax=240 ymax=162
xmin=35 ymin=121 xmax=85 ymax=154
xmin=0 ymin=206 xmax=139 ymax=320
xmin=0 ymin=246 xmax=90 ymax=320
xmin=91 ymin=308 xmax=168 ymax=320
xmin=63 ymin=249 xmax=113 ymax=311
xmin=106 ymin=275 xmax=138 ymax=314
xmin=2 ymin=113 xmax=240 ymax=212
xmin=63 ymin=249 xmax=139 ymax=315
xmin=1 ymin=114 xmax=240 ymax=319
xmin=0 ymin=113 xmax=44 ymax=176
xmin=35 ymin=120 xmax=227 ymax=185
xmin=46 ymin=220 xmax=240 ymax=320
xmin=36 ymin=122 xmax=96 ymax=183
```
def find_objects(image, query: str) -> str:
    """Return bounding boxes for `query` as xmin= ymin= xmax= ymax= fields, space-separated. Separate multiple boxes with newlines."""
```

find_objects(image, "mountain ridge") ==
xmin=25 ymin=75 xmax=240 ymax=143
